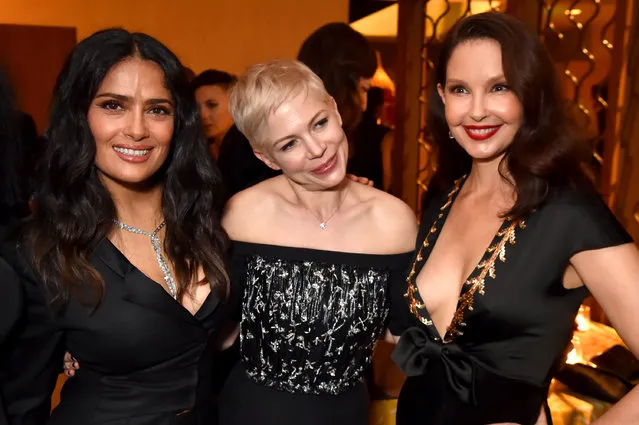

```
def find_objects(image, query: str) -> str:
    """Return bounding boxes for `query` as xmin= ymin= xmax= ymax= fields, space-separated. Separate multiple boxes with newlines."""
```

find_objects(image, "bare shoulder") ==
xmin=222 ymin=176 xmax=282 ymax=240
xmin=350 ymin=183 xmax=418 ymax=251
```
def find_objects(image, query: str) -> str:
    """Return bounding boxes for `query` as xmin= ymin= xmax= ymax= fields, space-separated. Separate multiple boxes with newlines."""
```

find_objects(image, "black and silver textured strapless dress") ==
xmin=219 ymin=242 xmax=412 ymax=425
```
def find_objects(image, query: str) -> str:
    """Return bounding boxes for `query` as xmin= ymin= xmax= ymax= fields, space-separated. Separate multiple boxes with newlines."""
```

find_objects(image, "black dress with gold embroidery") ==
xmin=389 ymin=177 xmax=633 ymax=425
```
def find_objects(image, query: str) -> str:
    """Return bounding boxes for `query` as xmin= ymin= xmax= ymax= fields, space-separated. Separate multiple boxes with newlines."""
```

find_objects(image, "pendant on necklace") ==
xmin=320 ymin=222 xmax=328 ymax=230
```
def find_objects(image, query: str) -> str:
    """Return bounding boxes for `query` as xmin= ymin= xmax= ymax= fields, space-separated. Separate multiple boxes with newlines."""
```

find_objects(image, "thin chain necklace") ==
xmin=112 ymin=219 xmax=177 ymax=299
xmin=293 ymin=186 xmax=349 ymax=230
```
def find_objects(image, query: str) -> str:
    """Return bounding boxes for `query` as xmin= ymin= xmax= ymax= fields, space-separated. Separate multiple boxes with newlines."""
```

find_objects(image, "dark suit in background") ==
xmin=216 ymin=125 xmax=280 ymax=200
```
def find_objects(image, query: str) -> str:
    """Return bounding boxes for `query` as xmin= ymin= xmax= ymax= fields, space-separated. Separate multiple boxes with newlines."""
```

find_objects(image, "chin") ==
xmin=461 ymin=144 xmax=508 ymax=163
xmin=315 ymin=169 xmax=346 ymax=189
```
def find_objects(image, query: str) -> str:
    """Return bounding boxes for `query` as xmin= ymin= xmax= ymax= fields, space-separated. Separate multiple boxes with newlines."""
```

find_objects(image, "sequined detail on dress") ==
xmin=404 ymin=176 xmax=526 ymax=343
xmin=240 ymin=255 xmax=389 ymax=395
xmin=446 ymin=219 xmax=525 ymax=340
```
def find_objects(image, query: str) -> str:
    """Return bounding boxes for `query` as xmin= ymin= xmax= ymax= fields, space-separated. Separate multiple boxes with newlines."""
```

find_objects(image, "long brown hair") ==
xmin=297 ymin=23 xmax=377 ymax=137
xmin=25 ymin=29 xmax=229 ymax=306
xmin=427 ymin=12 xmax=592 ymax=218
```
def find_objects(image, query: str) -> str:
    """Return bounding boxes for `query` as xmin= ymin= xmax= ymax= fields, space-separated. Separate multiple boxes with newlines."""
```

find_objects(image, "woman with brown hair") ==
xmin=297 ymin=22 xmax=377 ymax=139
xmin=388 ymin=12 xmax=639 ymax=425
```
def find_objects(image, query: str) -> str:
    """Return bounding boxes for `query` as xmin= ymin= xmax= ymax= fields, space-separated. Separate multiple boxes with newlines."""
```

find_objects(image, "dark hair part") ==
xmin=191 ymin=69 xmax=237 ymax=92
xmin=427 ymin=12 xmax=591 ymax=218
xmin=297 ymin=22 xmax=377 ymax=135
xmin=25 ymin=28 xmax=229 ymax=305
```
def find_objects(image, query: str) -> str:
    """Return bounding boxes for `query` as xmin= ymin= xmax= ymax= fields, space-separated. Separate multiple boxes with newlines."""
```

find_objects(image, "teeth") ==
xmin=467 ymin=127 xmax=498 ymax=135
xmin=113 ymin=147 xmax=150 ymax=156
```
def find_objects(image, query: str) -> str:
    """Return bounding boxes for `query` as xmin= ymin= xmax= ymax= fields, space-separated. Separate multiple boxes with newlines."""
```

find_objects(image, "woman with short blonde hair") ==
xmin=218 ymin=59 xmax=417 ymax=425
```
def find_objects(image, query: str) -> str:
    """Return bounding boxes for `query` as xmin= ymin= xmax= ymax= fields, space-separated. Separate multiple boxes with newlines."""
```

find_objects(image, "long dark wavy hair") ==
xmin=24 ymin=28 xmax=229 ymax=305
xmin=426 ymin=12 xmax=591 ymax=218
xmin=297 ymin=23 xmax=377 ymax=137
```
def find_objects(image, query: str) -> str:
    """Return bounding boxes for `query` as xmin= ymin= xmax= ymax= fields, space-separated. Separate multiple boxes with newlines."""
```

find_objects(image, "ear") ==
xmin=253 ymin=150 xmax=281 ymax=171
xmin=437 ymin=83 xmax=446 ymax=105
xmin=329 ymin=97 xmax=343 ymax=127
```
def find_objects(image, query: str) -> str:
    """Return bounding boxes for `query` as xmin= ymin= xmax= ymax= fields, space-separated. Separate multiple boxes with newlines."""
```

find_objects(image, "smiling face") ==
xmin=437 ymin=38 xmax=523 ymax=163
xmin=254 ymin=89 xmax=348 ymax=190
xmin=88 ymin=57 xmax=174 ymax=191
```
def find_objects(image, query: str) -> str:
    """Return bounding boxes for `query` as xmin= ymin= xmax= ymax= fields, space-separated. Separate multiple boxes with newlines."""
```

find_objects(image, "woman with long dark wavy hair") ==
xmin=0 ymin=28 xmax=230 ymax=425
xmin=388 ymin=12 xmax=639 ymax=425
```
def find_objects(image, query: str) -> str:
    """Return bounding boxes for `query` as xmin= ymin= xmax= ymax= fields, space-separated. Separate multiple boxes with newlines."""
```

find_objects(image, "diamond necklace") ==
xmin=292 ymin=186 xmax=349 ymax=230
xmin=112 ymin=219 xmax=177 ymax=299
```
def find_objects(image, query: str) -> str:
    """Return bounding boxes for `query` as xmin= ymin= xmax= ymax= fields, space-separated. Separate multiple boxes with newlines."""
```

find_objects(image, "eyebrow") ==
xmin=271 ymin=110 xmax=326 ymax=146
xmin=94 ymin=93 xmax=174 ymax=106
xmin=446 ymin=75 xmax=507 ymax=86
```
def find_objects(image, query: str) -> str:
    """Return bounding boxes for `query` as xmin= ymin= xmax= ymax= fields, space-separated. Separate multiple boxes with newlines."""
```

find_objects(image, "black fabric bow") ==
xmin=392 ymin=326 xmax=477 ymax=405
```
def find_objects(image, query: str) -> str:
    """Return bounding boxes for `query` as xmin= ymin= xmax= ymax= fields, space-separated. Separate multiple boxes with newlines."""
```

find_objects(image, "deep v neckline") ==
xmin=405 ymin=176 xmax=524 ymax=343
xmin=103 ymin=238 xmax=216 ymax=320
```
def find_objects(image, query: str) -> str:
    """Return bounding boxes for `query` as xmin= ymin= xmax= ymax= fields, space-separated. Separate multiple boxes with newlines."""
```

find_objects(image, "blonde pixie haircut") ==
xmin=228 ymin=59 xmax=333 ymax=147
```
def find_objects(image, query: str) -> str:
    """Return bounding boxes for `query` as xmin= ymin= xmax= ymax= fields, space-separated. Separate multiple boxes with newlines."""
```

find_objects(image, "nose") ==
xmin=469 ymin=93 xmax=488 ymax=122
xmin=124 ymin=109 xmax=150 ymax=141
xmin=306 ymin=136 xmax=327 ymax=159
xmin=200 ymin=109 xmax=211 ymax=125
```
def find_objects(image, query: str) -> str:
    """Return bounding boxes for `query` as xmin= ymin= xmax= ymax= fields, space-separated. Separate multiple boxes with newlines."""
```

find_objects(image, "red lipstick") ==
xmin=463 ymin=125 xmax=502 ymax=141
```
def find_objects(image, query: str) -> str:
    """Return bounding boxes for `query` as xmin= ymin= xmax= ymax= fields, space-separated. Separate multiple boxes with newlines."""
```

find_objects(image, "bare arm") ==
xmin=570 ymin=243 xmax=639 ymax=424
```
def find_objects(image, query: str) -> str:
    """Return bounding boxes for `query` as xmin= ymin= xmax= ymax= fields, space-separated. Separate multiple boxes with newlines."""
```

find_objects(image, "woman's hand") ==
xmin=346 ymin=174 xmax=374 ymax=187
xmin=63 ymin=352 xmax=79 ymax=377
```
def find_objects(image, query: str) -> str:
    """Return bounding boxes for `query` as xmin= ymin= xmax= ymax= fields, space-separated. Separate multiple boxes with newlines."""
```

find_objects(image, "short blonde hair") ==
xmin=228 ymin=59 xmax=332 ymax=147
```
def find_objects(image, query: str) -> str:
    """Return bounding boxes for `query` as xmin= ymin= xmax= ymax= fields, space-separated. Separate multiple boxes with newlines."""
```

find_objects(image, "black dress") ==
xmin=390 ymin=176 xmax=633 ymax=425
xmin=0 ymin=238 xmax=227 ymax=425
xmin=216 ymin=125 xmax=280 ymax=199
xmin=219 ymin=242 xmax=412 ymax=425
xmin=348 ymin=113 xmax=390 ymax=190
xmin=0 ymin=257 xmax=23 ymax=425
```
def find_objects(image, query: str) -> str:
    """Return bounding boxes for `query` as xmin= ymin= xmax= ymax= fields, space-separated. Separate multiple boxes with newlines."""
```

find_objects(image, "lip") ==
xmin=312 ymin=154 xmax=337 ymax=175
xmin=112 ymin=145 xmax=154 ymax=163
xmin=463 ymin=125 xmax=502 ymax=141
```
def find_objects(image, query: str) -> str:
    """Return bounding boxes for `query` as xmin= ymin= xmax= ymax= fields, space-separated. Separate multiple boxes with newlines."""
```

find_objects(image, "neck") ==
xmin=103 ymin=178 xmax=164 ymax=232
xmin=464 ymin=155 xmax=515 ymax=204
xmin=287 ymin=179 xmax=349 ymax=223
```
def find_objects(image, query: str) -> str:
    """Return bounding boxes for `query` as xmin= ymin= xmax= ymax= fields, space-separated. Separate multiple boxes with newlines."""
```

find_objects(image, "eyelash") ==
xmin=99 ymin=100 xmax=122 ymax=111
xmin=280 ymin=140 xmax=296 ymax=152
xmin=448 ymin=84 xmax=510 ymax=94
xmin=149 ymin=106 xmax=171 ymax=115
xmin=98 ymin=101 xmax=171 ymax=115
xmin=278 ymin=117 xmax=329 ymax=152
xmin=314 ymin=117 xmax=328 ymax=129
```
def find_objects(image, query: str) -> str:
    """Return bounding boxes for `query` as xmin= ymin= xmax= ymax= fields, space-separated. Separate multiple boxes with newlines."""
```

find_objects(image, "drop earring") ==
xmin=448 ymin=131 xmax=455 ymax=139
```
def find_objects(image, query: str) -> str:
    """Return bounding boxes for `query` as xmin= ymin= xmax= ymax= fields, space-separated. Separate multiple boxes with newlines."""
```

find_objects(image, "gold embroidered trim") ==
xmin=404 ymin=175 xmax=525 ymax=343
xmin=405 ymin=176 xmax=465 ymax=328
xmin=445 ymin=218 xmax=526 ymax=342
